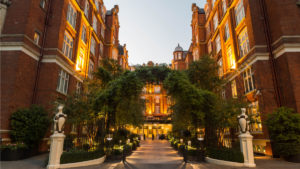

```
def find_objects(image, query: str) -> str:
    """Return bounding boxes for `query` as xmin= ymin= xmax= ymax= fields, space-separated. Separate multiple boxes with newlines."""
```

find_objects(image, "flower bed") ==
xmin=0 ymin=143 xmax=30 ymax=161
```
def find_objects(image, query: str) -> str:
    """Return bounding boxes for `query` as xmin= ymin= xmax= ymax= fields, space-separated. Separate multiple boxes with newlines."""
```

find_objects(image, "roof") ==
xmin=174 ymin=44 xmax=183 ymax=51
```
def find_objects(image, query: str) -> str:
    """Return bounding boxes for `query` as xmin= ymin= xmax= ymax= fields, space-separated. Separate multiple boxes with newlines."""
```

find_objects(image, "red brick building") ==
xmin=173 ymin=0 xmax=300 ymax=155
xmin=0 ymin=0 xmax=128 ymax=144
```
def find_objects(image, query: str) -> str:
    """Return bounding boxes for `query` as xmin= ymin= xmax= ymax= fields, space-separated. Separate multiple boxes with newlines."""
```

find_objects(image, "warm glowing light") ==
xmin=76 ymin=49 xmax=85 ymax=71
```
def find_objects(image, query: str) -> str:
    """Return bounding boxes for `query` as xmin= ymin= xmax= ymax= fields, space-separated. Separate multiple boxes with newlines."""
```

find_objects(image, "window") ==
xmin=99 ymin=42 xmax=104 ymax=56
xmin=238 ymin=28 xmax=250 ymax=57
xmin=76 ymin=49 xmax=85 ymax=71
xmin=67 ymin=3 xmax=77 ymax=29
xmin=218 ymin=59 xmax=223 ymax=76
xmin=40 ymin=0 xmax=46 ymax=8
xmin=206 ymin=25 xmax=210 ymax=37
xmin=84 ymin=1 xmax=89 ymax=17
xmin=208 ymin=41 xmax=212 ymax=54
xmin=155 ymin=96 xmax=160 ymax=103
xmin=81 ymin=25 xmax=87 ymax=43
xmin=235 ymin=0 xmax=245 ymax=26
xmin=155 ymin=106 xmax=160 ymax=114
xmin=248 ymin=101 xmax=262 ymax=132
xmin=224 ymin=22 xmax=230 ymax=42
xmin=57 ymin=69 xmax=69 ymax=94
xmin=154 ymin=86 xmax=161 ymax=93
xmin=33 ymin=32 xmax=40 ymax=45
xmin=222 ymin=90 xmax=226 ymax=99
xmin=178 ymin=53 xmax=182 ymax=60
xmin=95 ymin=0 xmax=99 ymax=11
xmin=222 ymin=0 xmax=227 ymax=15
xmin=227 ymin=46 xmax=235 ymax=69
xmin=243 ymin=67 xmax=255 ymax=93
xmin=93 ymin=15 xmax=97 ymax=33
xmin=88 ymin=60 xmax=94 ymax=78
xmin=174 ymin=63 xmax=178 ymax=70
xmin=216 ymin=35 xmax=221 ymax=53
xmin=101 ymin=5 xmax=106 ymax=20
xmin=101 ymin=25 xmax=105 ymax=37
xmin=76 ymin=82 xmax=82 ymax=94
xmin=213 ymin=13 xmax=218 ymax=30
xmin=212 ymin=0 xmax=216 ymax=7
xmin=90 ymin=37 xmax=96 ymax=55
xmin=231 ymin=80 xmax=237 ymax=98
xmin=62 ymin=31 xmax=74 ymax=60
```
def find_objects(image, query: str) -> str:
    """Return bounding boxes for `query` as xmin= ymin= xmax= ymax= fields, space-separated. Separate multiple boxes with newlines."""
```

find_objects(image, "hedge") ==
xmin=60 ymin=149 xmax=105 ymax=164
xmin=207 ymin=147 xmax=244 ymax=163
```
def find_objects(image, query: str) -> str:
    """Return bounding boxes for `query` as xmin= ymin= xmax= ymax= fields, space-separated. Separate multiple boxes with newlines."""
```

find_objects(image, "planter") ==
xmin=0 ymin=148 xmax=28 ymax=161
xmin=284 ymin=154 xmax=300 ymax=163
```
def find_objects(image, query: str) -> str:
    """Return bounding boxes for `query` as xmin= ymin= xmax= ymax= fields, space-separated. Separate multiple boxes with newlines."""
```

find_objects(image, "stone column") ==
xmin=0 ymin=0 xmax=12 ymax=34
xmin=239 ymin=133 xmax=256 ymax=167
xmin=47 ymin=133 xmax=65 ymax=169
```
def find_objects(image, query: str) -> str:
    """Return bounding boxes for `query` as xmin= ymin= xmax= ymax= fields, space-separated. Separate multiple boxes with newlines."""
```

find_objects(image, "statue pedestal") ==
xmin=239 ymin=132 xmax=256 ymax=167
xmin=47 ymin=133 xmax=65 ymax=169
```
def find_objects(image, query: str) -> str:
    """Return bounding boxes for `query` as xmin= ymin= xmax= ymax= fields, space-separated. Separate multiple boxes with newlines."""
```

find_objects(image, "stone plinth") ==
xmin=239 ymin=132 xmax=256 ymax=167
xmin=47 ymin=133 xmax=65 ymax=169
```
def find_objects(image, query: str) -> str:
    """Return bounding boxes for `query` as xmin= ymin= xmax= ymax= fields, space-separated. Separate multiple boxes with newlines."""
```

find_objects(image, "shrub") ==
xmin=207 ymin=147 xmax=244 ymax=163
xmin=10 ymin=105 xmax=50 ymax=147
xmin=124 ymin=144 xmax=132 ymax=155
xmin=159 ymin=134 xmax=166 ymax=140
xmin=60 ymin=149 xmax=105 ymax=164
xmin=265 ymin=107 xmax=300 ymax=157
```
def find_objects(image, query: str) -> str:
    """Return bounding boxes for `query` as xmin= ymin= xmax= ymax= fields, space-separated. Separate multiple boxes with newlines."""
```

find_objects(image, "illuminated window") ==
xmin=84 ymin=0 xmax=89 ymax=17
xmin=76 ymin=49 xmax=85 ymax=71
xmin=206 ymin=25 xmax=210 ymax=37
xmin=222 ymin=0 xmax=227 ymax=15
xmin=57 ymin=69 xmax=69 ymax=94
xmin=238 ymin=28 xmax=250 ymax=57
xmin=216 ymin=35 xmax=221 ymax=53
xmin=243 ymin=66 xmax=256 ymax=93
xmin=88 ymin=60 xmax=94 ymax=78
xmin=154 ymin=86 xmax=161 ymax=93
xmin=155 ymin=96 xmax=160 ymax=103
xmin=218 ymin=59 xmax=223 ymax=76
xmin=178 ymin=53 xmax=182 ymax=60
xmin=235 ymin=0 xmax=245 ymax=26
xmin=248 ymin=101 xmax=262 ymax=132
xmin=62 ymin=31 xmax=73 ymax=60
xmin=231 ymin=80 xmax=237 ymax=98
xmin=174 ymin=63 xmax=178 ymax=70
xmin=33 ymin=32 xmax=40 ymax=45
xmin=90 ymin=37 xmax=96 ymax=55
xmin=224 ymin=22 xmax=230 ymax=42
xmin=76 ymin=81 xmax=82 ymax=94
xmin=227 ymin=46 xmax=235 ymax=69
xmin=213 ymin=13 xmax=218 ymax=30
xmin=93 ymin=15 xmax=97 ymax=33
xmin=155 ymin=106 xmax=160 ymax=114
xmin=67 ymin=3 xmax=77 ymax=29
xmin=101 ymin=5 xmax=106 ymax=20
xmin=81 ymin=25 xmax=87 ymax=43
xmin=40 ymin=0 xmax=46 ymax=8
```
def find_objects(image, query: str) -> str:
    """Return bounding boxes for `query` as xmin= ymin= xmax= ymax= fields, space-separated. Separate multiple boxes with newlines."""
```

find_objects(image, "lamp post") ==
xmin=106 ymin=134 xmax=113 ymax=154
xmin=197 ymin=131 xmax=204 ymax=162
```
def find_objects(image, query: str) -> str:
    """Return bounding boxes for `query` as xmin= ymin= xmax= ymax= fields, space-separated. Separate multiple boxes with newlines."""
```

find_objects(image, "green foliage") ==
xmin=186 ymin=55 xmax=224 ymax=92
xmin=207 ymin=147 xmax=244 ymax=163
xmin=10 ymin=105 xmax=50 ymax=147
xmin=265 ymin=107 xmax=300 ymax=156
xmin=0 ymin=142 xmax=28 ymax=150
xmin=60 ymin=149 xmax=105 ymax=164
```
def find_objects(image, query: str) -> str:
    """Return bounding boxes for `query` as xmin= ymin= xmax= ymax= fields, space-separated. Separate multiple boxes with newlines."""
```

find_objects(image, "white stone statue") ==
xmin=237 ymin=108 xmax=249 ymax=134
xmin=53 ymin=105 xmax=67 ymax=134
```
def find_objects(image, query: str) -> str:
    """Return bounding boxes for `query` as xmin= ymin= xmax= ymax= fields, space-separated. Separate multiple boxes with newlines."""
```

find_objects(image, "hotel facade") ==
xmin=172 ymin=0 xmax=300 ymax=155
xmin=0 ymin=0 xmax=128 ymax=144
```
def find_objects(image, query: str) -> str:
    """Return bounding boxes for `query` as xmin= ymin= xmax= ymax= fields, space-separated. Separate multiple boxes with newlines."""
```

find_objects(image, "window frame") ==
xmin=62 ymin=31 xmax=74 ymax=60
xmin=90 ymin=37 xmax=96 ymax=56
xmin=84 ymin=0 xmax=89 ymax=18
xmin=81 ymin=25 xmax=87 ymax=43
xmin=33 ymin=31 xmax=40 ymax=45
xmin=231 ymin=80 xmax=238 ymax=98
xmin=67 ymin=3 xmax=77 ymax=29
xmin=238 ymin=28 xmax=250 ymax=57
xmin=216 ymin=35 xmax=221 ymax=53
xmin=235 ymin=0 xmax=245 ymax=26
xmin=213 ymin=13 xmax=219 ymax=31
xmin=88 ymin=59 xmax=94 ymax=78
xmin=243 ymin=67 xmax=256 ymax=94
xmin=56 ymin=69 xmax=70 ymax=95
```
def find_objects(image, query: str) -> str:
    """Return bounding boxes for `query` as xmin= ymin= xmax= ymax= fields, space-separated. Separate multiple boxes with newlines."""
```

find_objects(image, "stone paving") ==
xmin=1 ymin=140 xmax=300 ymax=169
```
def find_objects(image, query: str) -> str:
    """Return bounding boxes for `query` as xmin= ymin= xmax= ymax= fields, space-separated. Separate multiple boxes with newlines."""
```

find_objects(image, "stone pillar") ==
xmin=0 ymin=0 xmax=12 ymax=34
xmin=239 ymin=133 xmax=256 ymax=167
xmin=47 ymin=133 xmax=65 ymax=169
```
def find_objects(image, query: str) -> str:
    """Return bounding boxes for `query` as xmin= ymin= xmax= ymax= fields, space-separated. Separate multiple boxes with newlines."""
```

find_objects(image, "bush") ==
xmin=60 ymin=149 xmax=105 ymax=164
xmin=207 ymin=147 xmax=244 ymax=163
xmin=124 ymin=144 xmax=132 ymax=155
xmin=159 ymin=134 xmax=166 ymax=140
xmin=10 ymin=105 xmax=50 ymax=147
xmin=266 ymin=107 xmax=300 ymax=157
